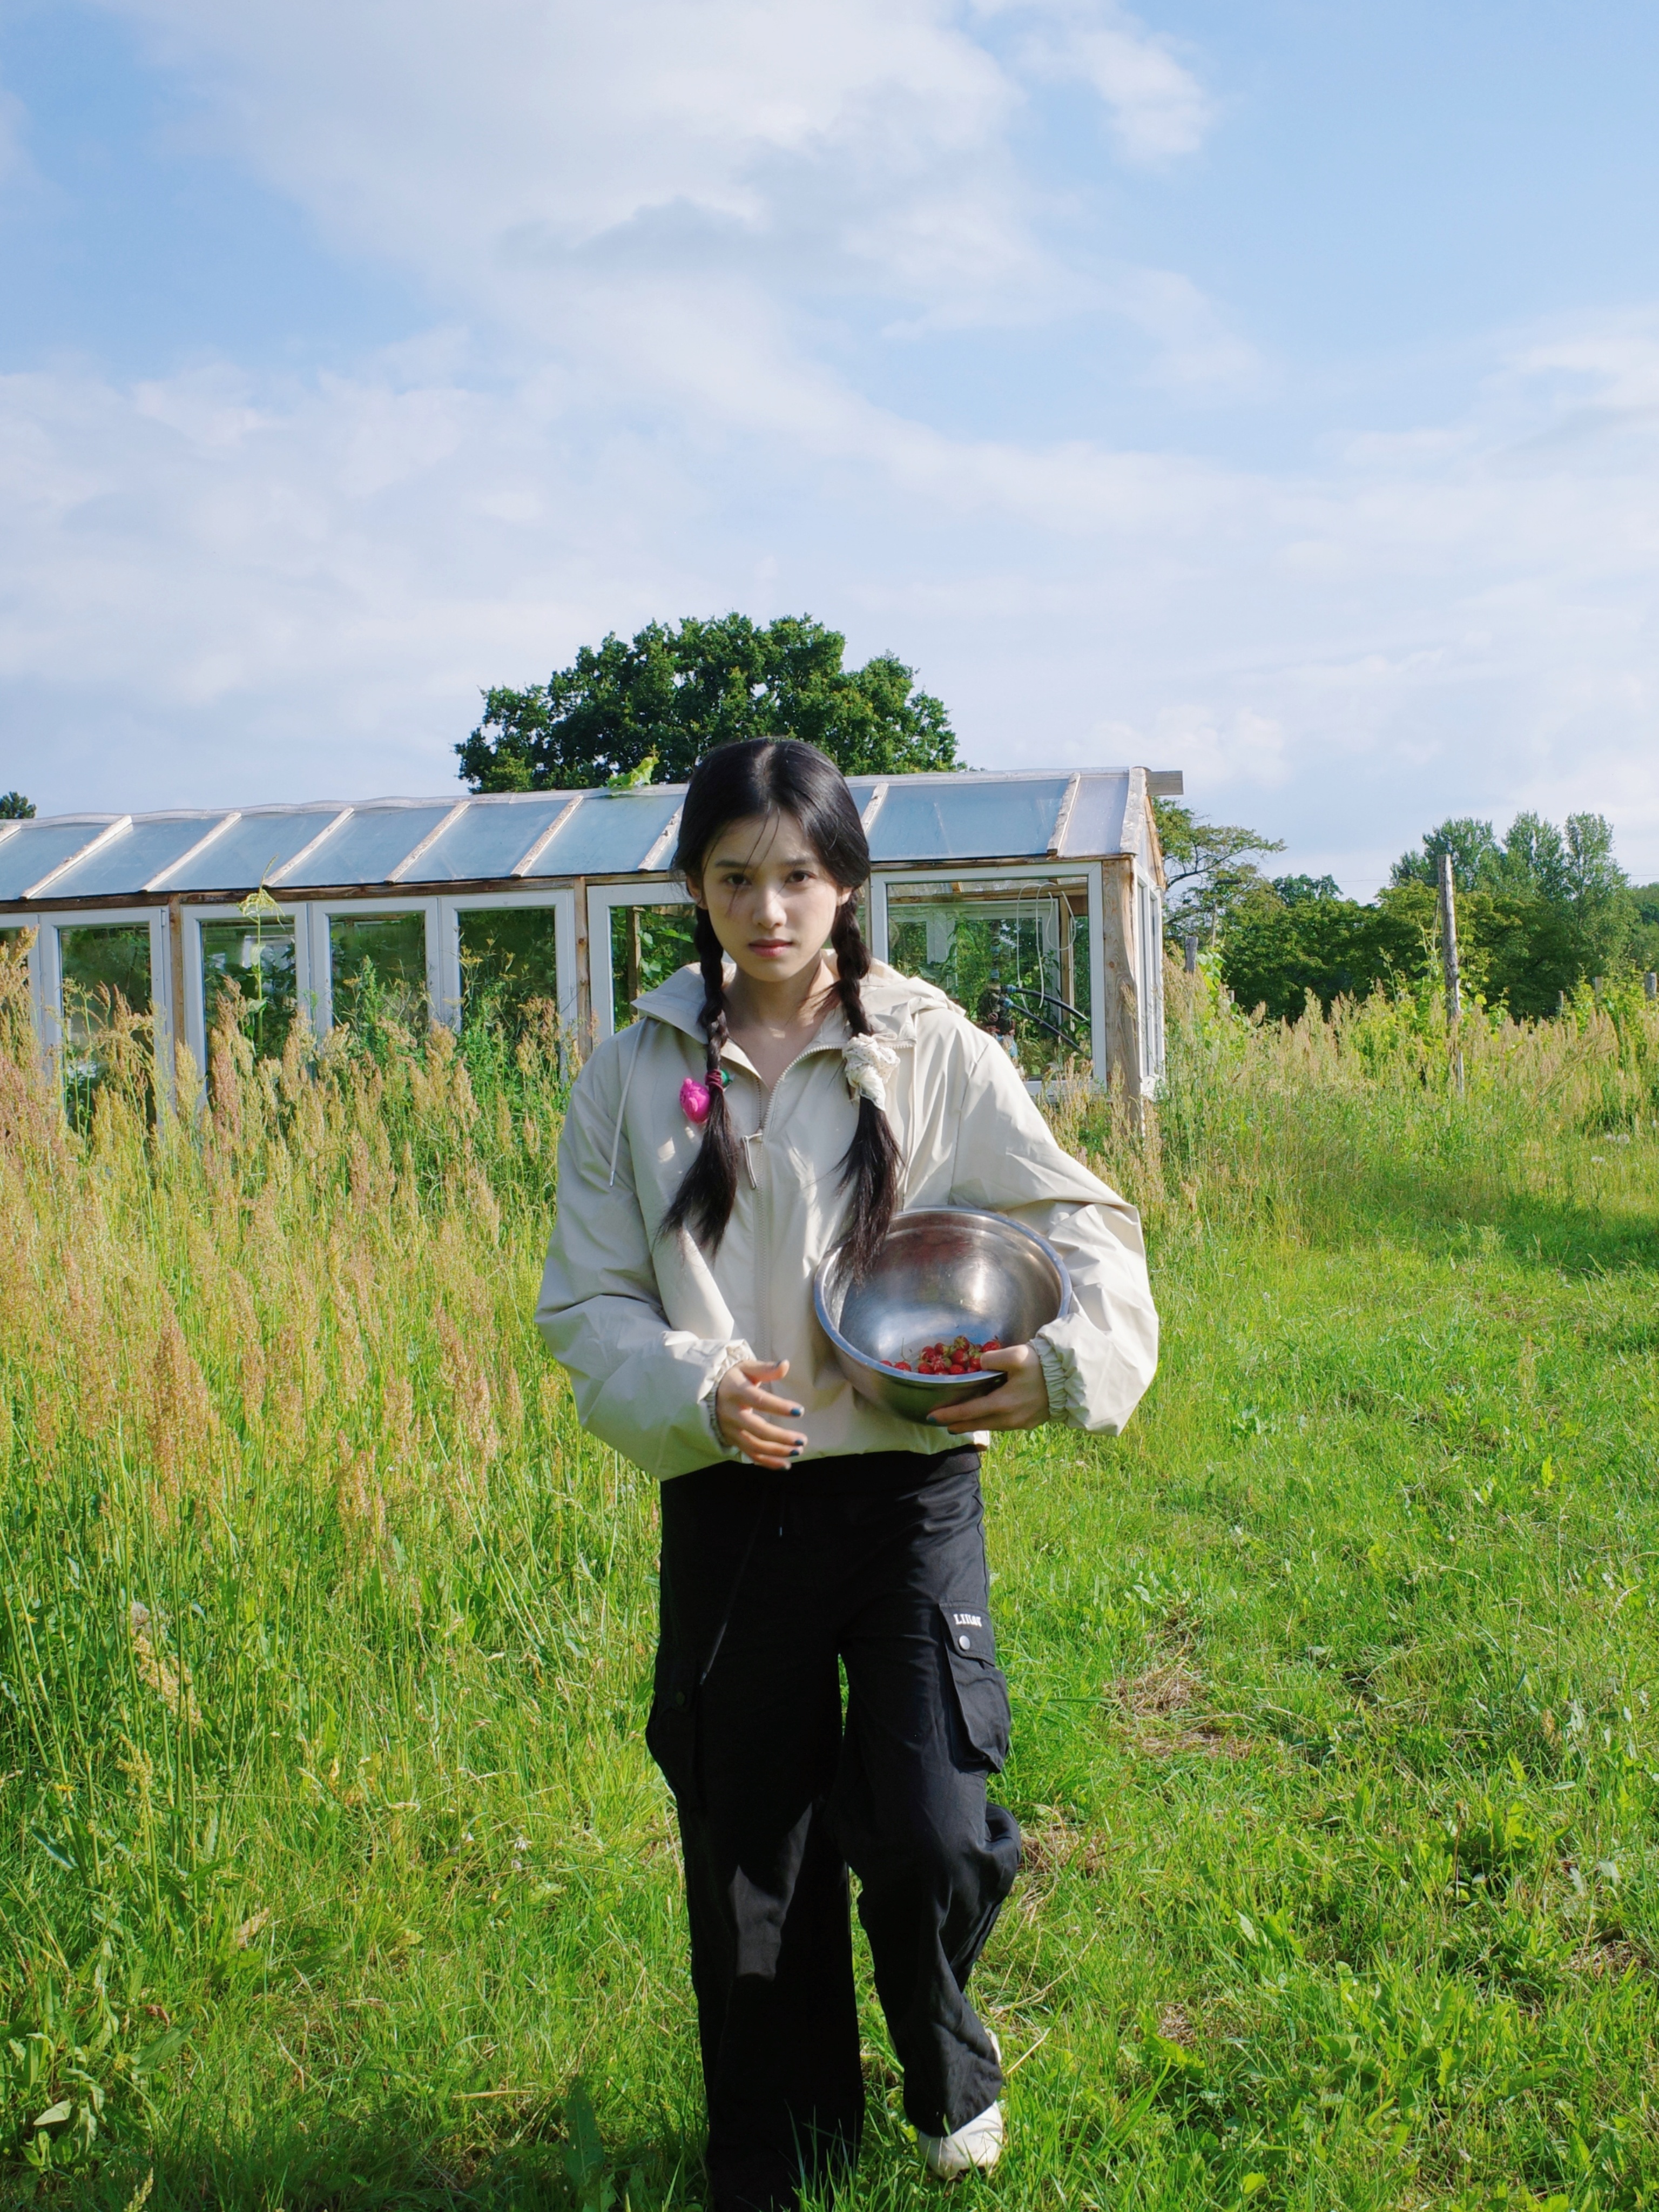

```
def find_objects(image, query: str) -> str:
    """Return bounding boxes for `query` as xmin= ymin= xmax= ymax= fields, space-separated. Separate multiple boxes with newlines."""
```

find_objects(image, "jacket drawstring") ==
xmin=608 ymin=1021 xmax=649 ymax=1188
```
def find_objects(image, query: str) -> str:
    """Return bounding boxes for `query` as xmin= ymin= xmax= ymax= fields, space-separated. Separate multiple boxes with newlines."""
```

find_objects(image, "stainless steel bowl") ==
xmin=813 ymin=1206 xmax=1073 ymax=1425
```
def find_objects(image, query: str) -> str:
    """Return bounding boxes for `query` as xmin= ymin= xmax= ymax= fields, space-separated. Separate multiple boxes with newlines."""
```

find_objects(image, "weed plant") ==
xmin=1 ymin=938 xmax=1657 ymax=2210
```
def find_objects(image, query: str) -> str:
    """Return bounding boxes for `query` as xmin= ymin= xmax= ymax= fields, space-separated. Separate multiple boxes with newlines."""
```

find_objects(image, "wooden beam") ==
xmin=1098 ymin=854 xmax=1142 ymax=1108
xmin=572 ymin=877 xmax=591 ymax=1062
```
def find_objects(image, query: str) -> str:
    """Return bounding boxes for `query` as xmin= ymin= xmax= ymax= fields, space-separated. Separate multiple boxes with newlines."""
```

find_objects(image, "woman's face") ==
xmin=689 ymin=811 xmax=853 ymax=989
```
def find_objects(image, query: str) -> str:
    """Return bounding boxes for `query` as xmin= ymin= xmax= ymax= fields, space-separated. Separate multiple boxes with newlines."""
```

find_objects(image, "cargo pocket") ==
xmin=645 ymin=1650 xmax=703 ymax=1809
xmin=939 ymin=1600 xmax=1011 ymax=1772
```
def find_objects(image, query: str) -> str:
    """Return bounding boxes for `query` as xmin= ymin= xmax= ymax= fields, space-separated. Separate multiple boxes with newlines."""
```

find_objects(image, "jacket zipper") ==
xmin=731 ymin=1033 xmax=839 ymax=1185
xmin=731 ymin=1038 xmax=844 ymax=1355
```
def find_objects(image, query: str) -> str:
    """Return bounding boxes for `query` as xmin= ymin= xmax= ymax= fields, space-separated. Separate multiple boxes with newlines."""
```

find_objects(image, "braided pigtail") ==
xmin=660 ymin=907 xmax=742 ymax=1251
xmin=830 ymin=900 xmax=901 ymax=1279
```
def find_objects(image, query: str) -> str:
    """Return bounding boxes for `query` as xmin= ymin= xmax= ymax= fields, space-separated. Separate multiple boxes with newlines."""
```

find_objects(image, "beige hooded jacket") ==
xmin=535 ymin=961 xmax=1159 ymax=1480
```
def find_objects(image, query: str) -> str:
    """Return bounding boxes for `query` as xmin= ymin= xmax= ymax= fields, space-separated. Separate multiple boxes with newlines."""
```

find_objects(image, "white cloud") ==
xmin=1026 ymin=13 xmax=1220 ymax=164
xmin=4 ymin=314 xmax=1659 ymax=891
xmin=2 ymin=5 xmax=1654 ymax=891
xmin=983 ymin=0 xmax=1215 ymax=165
xmin=1512 ymin=319 xmax=1659 ymax=412
xmin=1109 ymin=267 xmax=1261 ymax=391
xmin=93 ymin=0 xmax=1227 ymax=368
xmin=102 ymin=0 xmax=1017 ymax=287
xmin=1095 ymin=706 xmax=1291 ymax=790
xmin=1068 ymin=23 xmax=1212 ymax=162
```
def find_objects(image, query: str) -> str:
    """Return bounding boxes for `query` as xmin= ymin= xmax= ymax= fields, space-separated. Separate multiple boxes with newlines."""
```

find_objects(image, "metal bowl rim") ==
xmin=811 ymin=1205 xmax=1075 ymax=1387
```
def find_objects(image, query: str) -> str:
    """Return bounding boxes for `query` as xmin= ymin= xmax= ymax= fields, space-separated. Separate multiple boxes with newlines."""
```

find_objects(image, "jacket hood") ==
xmin=631 ymin=958 xmax=957 ymax=1046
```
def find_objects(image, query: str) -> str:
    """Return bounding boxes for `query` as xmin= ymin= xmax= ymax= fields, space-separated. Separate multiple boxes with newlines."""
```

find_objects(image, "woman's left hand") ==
xmin=927 ymin=1342 xmax=1050 ymax=1433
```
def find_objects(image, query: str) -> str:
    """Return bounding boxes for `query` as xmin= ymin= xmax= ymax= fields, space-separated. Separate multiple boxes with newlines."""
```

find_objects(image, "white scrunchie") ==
xmin=842 ymin=1035 xmax=899 ymax=1113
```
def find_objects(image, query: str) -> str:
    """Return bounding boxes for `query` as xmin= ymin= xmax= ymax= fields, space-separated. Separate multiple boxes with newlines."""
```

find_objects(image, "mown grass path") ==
xmin=2 ymin=958 xmax=1657 ymax=2210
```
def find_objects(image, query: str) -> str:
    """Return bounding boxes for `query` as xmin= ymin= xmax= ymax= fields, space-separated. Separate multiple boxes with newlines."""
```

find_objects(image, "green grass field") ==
xmin=2 ymin=953 xmax=1657 ymax=2210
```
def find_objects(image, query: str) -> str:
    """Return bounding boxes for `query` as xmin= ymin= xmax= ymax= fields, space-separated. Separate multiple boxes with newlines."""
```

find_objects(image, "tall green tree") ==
xmin=1272 ymin=873 xmax=1342 ymax=905
xmin=0 ymin=792 xmax=35 ymax=819
xmin=1392 ymin=810 xmax=1626 ymax=907
xmin=1390 ymin=816 xmax=1500 ymax=892
xmin=1560 ymin=811 xmax=1625 ymax=911
xmin=456 ymin=613 xmax=959 ymax=791
xmin=1152 ymin=799 xmax=1285 ymax=946
xmin=1488 ymin=811 xmax=1569 ymax=900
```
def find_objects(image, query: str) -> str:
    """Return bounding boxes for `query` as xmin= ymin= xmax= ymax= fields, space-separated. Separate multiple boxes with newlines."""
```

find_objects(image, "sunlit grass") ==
xmin=2 ymin=941 xmax=1657 ymax=2209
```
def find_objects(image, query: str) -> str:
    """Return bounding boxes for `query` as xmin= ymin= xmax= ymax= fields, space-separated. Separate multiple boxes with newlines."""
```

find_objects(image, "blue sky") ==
xmin=2 ymin=0 xmax=1657 ymax=891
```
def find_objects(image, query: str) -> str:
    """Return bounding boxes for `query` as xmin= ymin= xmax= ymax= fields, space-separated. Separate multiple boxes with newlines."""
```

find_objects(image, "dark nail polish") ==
xmin=789 ymin=1406 xmax=804 ymax=1418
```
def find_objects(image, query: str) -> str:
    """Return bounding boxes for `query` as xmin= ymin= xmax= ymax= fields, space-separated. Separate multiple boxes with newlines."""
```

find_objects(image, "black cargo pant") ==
xmin=646 ymin=1447 xmax=1022 ymax=2212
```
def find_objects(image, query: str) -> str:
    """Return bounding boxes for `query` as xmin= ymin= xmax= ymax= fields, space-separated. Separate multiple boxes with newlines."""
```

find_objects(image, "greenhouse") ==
xmin=0 ymin=765 xmax=1178 ymax=1098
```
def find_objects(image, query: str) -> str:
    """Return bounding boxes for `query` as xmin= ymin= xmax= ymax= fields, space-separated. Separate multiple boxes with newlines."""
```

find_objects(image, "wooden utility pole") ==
xmin=1437 ymin=853 xmax=1464 ymax=1095
xmin=1436 ymin=854 xmax=1461 ymax=1019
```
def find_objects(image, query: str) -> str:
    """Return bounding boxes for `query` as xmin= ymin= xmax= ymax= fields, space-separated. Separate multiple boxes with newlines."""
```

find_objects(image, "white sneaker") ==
xmin=918 ymin=2033 xmax=1004 ymax=2180
xmin=919 ymin=2099 xmax=1004 ymax=2180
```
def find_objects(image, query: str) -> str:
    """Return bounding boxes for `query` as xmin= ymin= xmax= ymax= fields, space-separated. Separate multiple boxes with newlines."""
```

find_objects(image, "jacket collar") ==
xmin=632 ymin=957 xmax=953 ymax=1054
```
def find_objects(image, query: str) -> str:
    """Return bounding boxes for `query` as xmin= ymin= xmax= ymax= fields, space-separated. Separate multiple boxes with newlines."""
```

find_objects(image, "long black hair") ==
xmin=659 ymin=738 xmax=900 ymax=1276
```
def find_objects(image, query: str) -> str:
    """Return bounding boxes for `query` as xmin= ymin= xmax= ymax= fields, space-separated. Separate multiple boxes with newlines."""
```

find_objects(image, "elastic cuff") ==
xmin=702 ymin=1341 xmax=756 ymax=1454
xmin=1034 ymin=1337 xmax=1071 ymax=1428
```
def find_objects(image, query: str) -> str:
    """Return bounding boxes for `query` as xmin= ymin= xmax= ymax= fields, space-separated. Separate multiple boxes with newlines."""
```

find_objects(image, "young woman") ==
xmin=538 ymin=739 xmax=1158 ymax=2211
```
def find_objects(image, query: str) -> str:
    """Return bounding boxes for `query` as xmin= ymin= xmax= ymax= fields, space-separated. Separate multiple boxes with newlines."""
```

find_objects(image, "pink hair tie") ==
xmin=680 ymin=1075 xmax=723 ymax=1124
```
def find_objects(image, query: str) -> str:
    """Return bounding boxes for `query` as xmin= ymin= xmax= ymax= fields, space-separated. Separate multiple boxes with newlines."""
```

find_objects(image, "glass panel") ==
xmin=0 ymin=925 xmax=30 ymax=999
xmin=536 ymin=791 xmax=683 ymax=878
xmin=201 ymin=916 xmax=299 ymax=1062
xmin=329 ymin=911 xmax=428 ymax=1028
xmin=1058 ymin=775 xmax=1129 ymax=859
xmin=868 ymin=778 xmax=1071 ymax=864
xmin=611 ymin=902 xmax=698 ymax=1030
xmin=282 ymin=807 xmax=454 ymax=889
xmin=161 ymin=808 xmax=347 ymax=894
xmin=458 ymin=906 xmax=561 ymax=1034
xmin=43 ymin=817 xmax=226 ymax=900
xmin=0 ymin=822 xmax=116 ymax=902
xmin=886 ymin=878 xmax=1091 ymax=1078
xmin=419 ymin=798 xmax=578 ymax=883
xmin=59 ymin=922 xmax=153 ymax=1109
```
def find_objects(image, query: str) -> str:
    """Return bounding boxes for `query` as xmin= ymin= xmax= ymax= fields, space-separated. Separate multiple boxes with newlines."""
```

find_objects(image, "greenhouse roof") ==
xmin=0 ymin=767 xmax=1181 ymax=908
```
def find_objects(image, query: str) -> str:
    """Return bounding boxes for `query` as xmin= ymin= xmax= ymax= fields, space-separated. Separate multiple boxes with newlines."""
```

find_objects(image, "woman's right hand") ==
xmin=716 ymin=1359 xmax=807 ymax=1469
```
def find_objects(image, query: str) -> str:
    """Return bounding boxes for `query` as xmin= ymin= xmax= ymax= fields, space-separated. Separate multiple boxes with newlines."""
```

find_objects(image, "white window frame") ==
xmin=33 ymin=906 xmax=174 ymax=1082
xmin=441 ymin=888 xmax=577 ymax=1036
xmin=873 ymin=863 xmax=1107 ymax=1089
xmin=587 ymin=880 xmax=693 ymax=1043
xmin=181 ymin=898 xmax=316 ymax=1070
xmin=307 ymin=896 xmax=442 ymax=1034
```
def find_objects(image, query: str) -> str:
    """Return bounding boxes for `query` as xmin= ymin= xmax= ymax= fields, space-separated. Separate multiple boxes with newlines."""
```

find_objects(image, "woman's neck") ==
xmin=725 ymin=953 xmax=837 ymax=1040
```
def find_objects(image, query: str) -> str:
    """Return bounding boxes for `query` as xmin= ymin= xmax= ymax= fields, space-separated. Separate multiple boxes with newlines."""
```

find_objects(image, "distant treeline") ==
xmin=1158 ymin=801 xmax=1658 ymax=1022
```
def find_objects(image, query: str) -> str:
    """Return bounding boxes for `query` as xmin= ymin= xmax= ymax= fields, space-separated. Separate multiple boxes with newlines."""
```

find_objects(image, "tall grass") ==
xmin=2 ymin=938 xmax=1657 ymax=2210
xmin=1064 ymin=962 xmax=1659 ymax=1260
